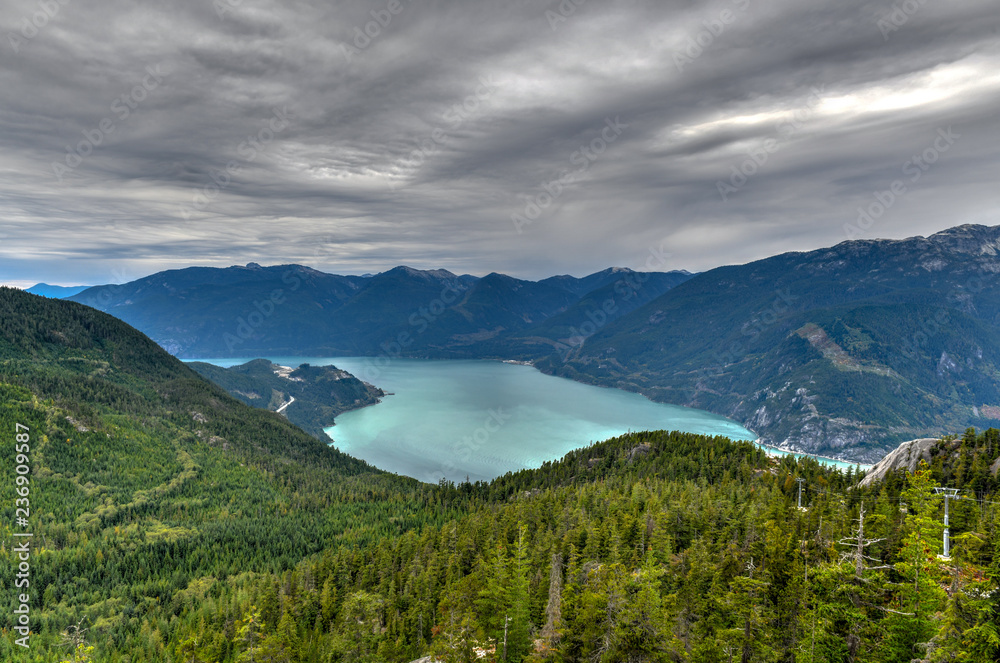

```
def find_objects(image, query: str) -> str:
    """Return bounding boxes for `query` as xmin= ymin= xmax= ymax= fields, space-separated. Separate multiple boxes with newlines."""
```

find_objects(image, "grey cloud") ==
xmin=0 ymin=0 xmax=998 ymax=286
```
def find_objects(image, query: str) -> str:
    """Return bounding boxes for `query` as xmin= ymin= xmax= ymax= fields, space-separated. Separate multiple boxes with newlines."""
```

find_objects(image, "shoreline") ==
xmin=754 ymin=441 xmax=873 ymax=470
xmin=187 ymin=354 xmax=879 ymax=470
xmin=321 ymin=395 xmax=388 ymax=445
xmin=522 ymin=358 xmax=878 ymax=469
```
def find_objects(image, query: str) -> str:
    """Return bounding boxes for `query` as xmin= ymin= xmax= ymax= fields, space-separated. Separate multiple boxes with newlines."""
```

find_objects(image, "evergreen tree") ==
xmin=882 ymin=468 xmax=946 ymax=663
xmin=477 ymin=542 xmax=512 ymax=650
xmin=234 ymin=607 xmax=265 ymax=663
xmin=506 ymin=525 xmax=534 ymax=662
xmin=331 ymin=591 xmax=385 ymax=663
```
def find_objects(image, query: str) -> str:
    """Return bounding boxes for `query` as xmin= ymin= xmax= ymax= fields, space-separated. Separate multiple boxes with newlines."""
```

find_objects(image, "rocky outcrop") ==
xmin=626 ymin=442 xmax=652 ymax=463
xmin=858 ymin=438 xmax=940 ymax=487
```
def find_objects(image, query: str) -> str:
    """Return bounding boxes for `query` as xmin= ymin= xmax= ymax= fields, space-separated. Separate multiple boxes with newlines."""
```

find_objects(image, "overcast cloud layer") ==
xmin=1 ymin=0 xmax=998 ymax=286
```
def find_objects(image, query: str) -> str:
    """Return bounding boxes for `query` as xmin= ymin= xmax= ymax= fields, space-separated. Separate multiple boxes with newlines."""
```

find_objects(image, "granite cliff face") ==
xmin=858 ymin=438 xmax=940 ymax=487
xmin=858 ymin=429 xmax=1000 ymax=491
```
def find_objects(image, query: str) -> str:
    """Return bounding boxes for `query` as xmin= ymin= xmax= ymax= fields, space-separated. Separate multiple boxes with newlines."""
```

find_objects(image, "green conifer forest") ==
xmin=2 ymin=287 xmax=998 ymax=662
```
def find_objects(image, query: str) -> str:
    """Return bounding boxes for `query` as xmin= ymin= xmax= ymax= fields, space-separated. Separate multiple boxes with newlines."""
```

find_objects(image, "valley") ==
xmin=63 ymin=224 xmax=1000 ymax=464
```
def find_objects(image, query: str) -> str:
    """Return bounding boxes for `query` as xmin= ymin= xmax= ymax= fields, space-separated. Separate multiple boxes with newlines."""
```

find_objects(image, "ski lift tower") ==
xmin=933 ymin=487 xmax=960 ymax=559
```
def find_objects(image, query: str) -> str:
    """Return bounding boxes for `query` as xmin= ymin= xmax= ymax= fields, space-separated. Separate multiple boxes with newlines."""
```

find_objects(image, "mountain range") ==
xmin=61 ymin=223 xmax=1000 ymax=462
xmin=67 ymin=264 xmax=691 ymax=359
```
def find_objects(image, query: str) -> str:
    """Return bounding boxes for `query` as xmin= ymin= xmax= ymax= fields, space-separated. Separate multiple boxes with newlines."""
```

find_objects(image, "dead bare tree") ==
xmin=58 ymin=618 xmax=90 ymax=662
xmin=837 ymin=504 xmax=892 ymax=580
xmin=539 ymin=552 xmax=563 ymax=655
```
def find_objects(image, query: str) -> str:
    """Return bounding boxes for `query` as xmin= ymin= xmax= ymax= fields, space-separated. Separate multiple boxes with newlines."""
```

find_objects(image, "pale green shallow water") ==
xmin=194 ymin=357 xmax=866 ymax=482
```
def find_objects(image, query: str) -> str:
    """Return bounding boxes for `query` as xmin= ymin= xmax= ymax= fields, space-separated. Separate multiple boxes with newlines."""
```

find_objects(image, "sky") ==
xmin=1 ymin=0 xmax=998 ymax=288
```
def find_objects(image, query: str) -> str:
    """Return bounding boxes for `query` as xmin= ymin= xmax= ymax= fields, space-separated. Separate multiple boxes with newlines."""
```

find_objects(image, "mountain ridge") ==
xmin=68 ymin=264 xmax=693 ymax=358
xmin=25 ymin=282 xmax=90 ymax=298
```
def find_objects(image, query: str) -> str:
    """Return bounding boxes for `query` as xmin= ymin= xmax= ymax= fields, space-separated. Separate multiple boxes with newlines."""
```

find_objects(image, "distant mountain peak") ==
xmin=481 ymin=272 xmax=517 ymax=281
xmin=827 ymin=223 xmax=1000 ymax=260
xmin=25 ymin=283 xmax=91 ymax=299
xmin=383 ymin=266 xmax=459 ymax=280
xmin=925 ymin=223 xmax=1000 ymax=255
xmin=928 ymin=223 xmax=993 ymax=237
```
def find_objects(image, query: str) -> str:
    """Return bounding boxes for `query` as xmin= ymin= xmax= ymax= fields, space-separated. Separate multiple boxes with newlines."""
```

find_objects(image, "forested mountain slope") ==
xmin=541 ymin=224 xmax=1000 ymax=461
xmin=134 ymin=429 xmax=997 ymax=663
xmin=0 ymin=287 xmax=460 ymax=660
xmin=15 ymin=424 xmax=991 ymax=663
xmin=68 ymin=264 xmax=373 ymax=357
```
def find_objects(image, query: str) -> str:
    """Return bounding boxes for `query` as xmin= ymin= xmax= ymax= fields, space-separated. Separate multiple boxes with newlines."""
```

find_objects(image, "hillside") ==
xmin=0 ymin=287 xmax=457 ymax=659
xmin=501 ymin=269 xmax=695 ymax=357
xmin=1 ymin=286 xmax=997 ymax=661
xmin=539 ymin=224 xmax=1000 ymax=462
xmin=188 ymin=359 xmax=385 ymax=439
xmin=68 ymin=264 xmax=372 ymax=356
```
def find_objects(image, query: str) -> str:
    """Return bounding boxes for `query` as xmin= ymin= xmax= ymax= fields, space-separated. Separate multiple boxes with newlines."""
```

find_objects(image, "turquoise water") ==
xmin=194 ymin=357 xmax=865 ymax=482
